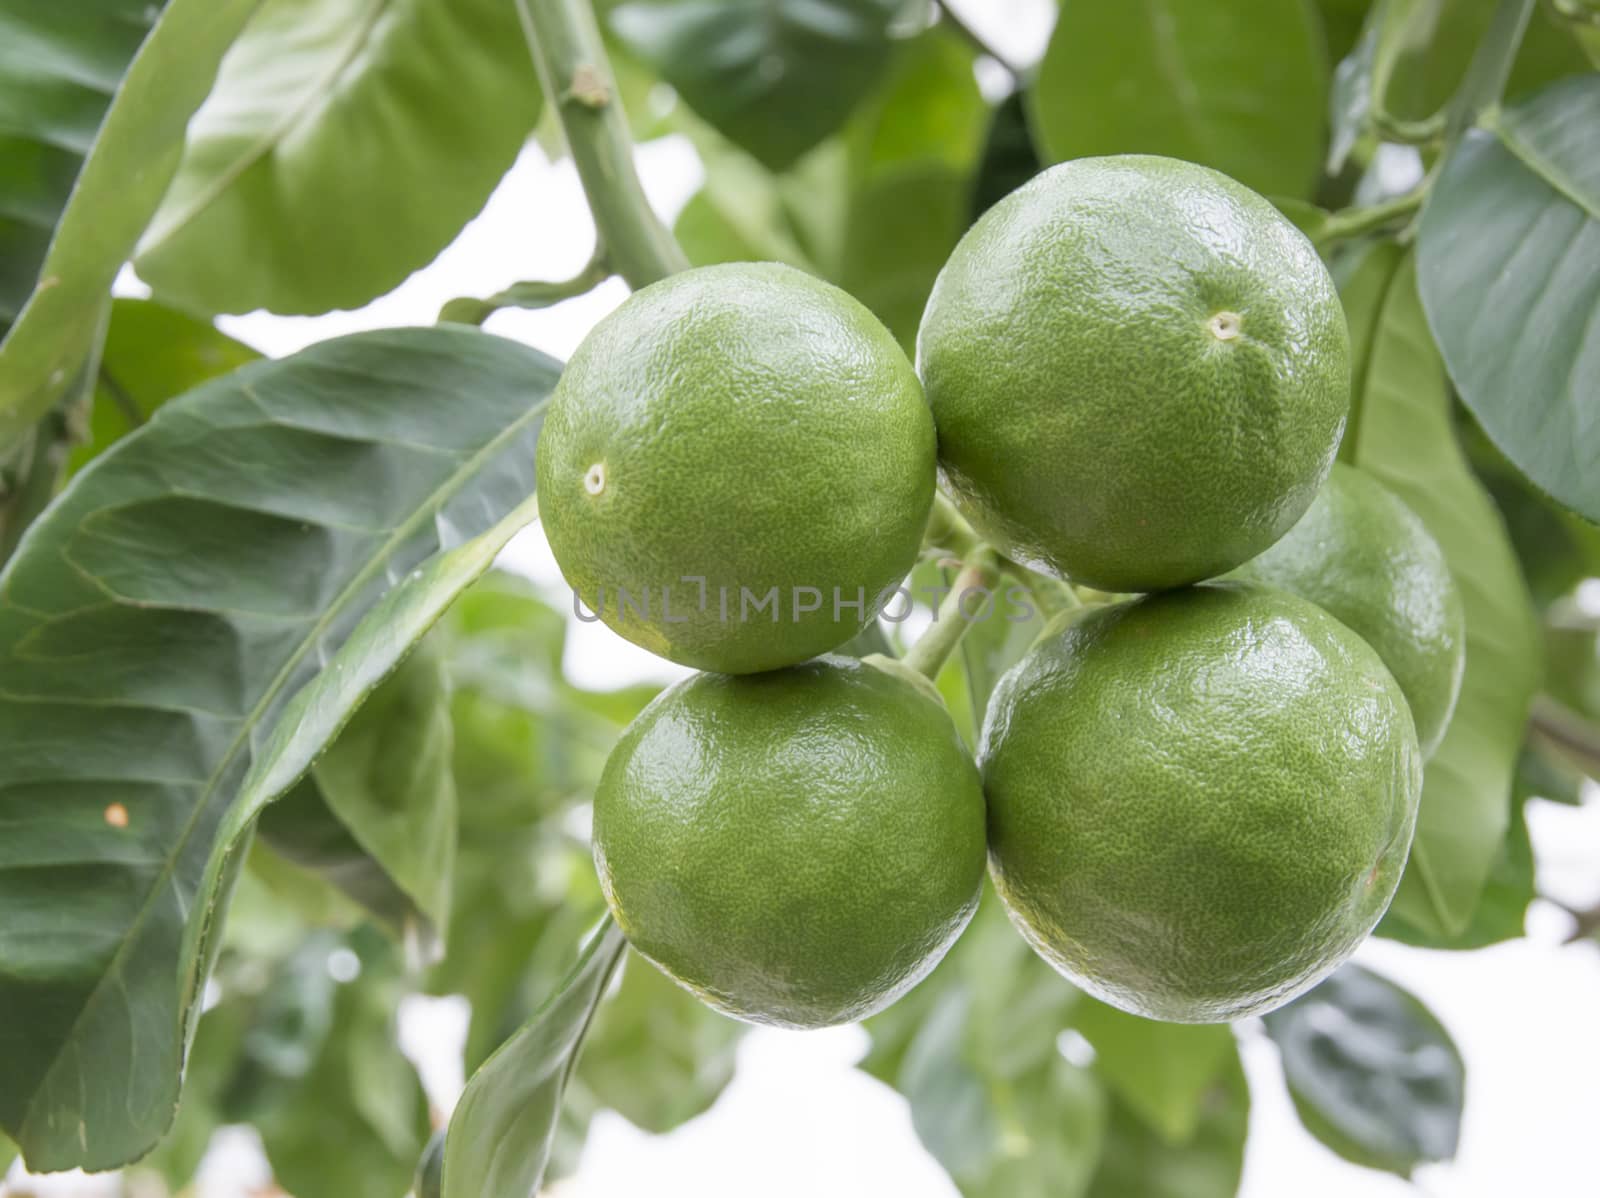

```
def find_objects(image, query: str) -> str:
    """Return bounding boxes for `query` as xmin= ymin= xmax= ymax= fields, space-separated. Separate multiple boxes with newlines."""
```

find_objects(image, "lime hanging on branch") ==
xmin=537 ymin=262 xmax=935 ymax=674
xmin=917 ymin=155 xmax=1350 ymax=593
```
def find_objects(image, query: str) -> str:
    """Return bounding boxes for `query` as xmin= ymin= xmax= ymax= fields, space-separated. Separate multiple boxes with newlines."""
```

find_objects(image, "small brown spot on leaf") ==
xmin=104 ymin=802 xmax=129 ymax=828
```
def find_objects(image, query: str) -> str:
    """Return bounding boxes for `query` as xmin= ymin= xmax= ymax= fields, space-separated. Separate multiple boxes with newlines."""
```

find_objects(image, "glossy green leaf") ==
xmin=1417 ymin=74 xmax=1600 ymax=523
xmin=1263 ymin=963 xmax=1463 ymax=1174
xmin=1071 ymin=1001 xmax=1234 ymax=1145
xmin=424 ymin=918 xmax=627 ymax=1198
xmin=576 ymin=953 xmax=742 ymax=1134
xmin=0 ymin=326 xmax=553 ymax=1170
xmin=134 ymin=0 xmax=543 ymax=316
xmin=1028 ymin=0 xmax=1328 ymax=198
xmin=1342 ymin=245 xmax=1541 ymax=939
xmin=70 ymin=299 xmax=259 ymax=475
xmin=258 ymin=932 xmax=432 ymax=1198
xmin=0 ymin=0 xmax=257 ymax=450
xmin=608 ymin=0 xmax=902 ymax=170
xmin=257 ymin=643 xmax=456 ymax=938
xmin=1085 ymin=1045 xmax=1249 ymax=1198
xmin=0 ymin=1133 xmax=13 ymax=1177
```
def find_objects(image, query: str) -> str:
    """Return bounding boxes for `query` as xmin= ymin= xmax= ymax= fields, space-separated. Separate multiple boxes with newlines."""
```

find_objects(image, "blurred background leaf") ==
xmin=1027 ymin=0 xmax=1329 ymax=198
xmin=1263 ymin=964 xmax=1464 ymax=1175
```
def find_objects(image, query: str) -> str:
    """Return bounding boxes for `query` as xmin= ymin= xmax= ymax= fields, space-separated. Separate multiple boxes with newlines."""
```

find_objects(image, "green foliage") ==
xmin=0 ymin=0 xmax=256 ymax=450
xmin=421 ymin=919 xmax=626 ymax=1198
xmin=1263 ymin=964 xmax=1464 ymax=1175
xmin=1028 ymin=0 xmax=1329 ymax=198
xmin=70 ymin=299 xmax=259 ymax=474
xmin=134 ymin=0 xmax=544 ymax=316
xmin=609 ymin=0 xmax=904 ymax=170
xmin=1339 ymin=244 xmax=1541 ymax=940
xmin=1417 ymin=74 xmax=1600 ymax=524
xmin=0 ymin=1 xmax=1596 ymax=1194
xmin=1084 ymin=1047 xmax=1250 ymax=1198
xmin=258 ymin=643 xmax=457 ymax=938
xmin=0 ymin=327 xmax=552 ymax=1170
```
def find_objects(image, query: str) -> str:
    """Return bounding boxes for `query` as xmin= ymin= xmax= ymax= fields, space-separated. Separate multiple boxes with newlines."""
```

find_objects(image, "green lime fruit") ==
xmin=1230 ymin=463 xmax=1465 ymax=756
xmin=981 ymin=583 xmax=1421 ymax=1023
xmin=593 ymin=655 xmax=987 ymax=1028
xmin=917 ymin=155 xmax=1350 ymax=593
xmin=537 ymin=262 xmax=935 ymax=674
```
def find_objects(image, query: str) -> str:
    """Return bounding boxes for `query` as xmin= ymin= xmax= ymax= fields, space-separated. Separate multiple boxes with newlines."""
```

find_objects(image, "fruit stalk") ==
xmin=902 ymin=546 xmax=1001 ymax=680
xmin=515 ymin=0 xmax=688 ymax=288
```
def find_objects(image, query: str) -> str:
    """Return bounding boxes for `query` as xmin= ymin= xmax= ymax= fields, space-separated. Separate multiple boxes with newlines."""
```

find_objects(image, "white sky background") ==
xmin=9 ymin=2 xmax=1600 ymax=1196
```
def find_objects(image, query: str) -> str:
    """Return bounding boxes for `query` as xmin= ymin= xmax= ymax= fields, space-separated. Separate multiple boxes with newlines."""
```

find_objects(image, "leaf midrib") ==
xmin=19 ymin=387 xmax=542 ymax=1158
xmin=1486 ymin=106 xmax=1600 ymax=225
xmin=137 ymin=0 xmax=391 ymax=253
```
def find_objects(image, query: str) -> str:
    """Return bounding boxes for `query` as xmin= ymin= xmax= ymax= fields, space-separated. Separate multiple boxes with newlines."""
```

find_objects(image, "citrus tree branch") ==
xmin=438 ymin=247 xmax=613 ymax=325
xmin=903 ymin=546 xmax=1001 ymax=680
xmin=1443 ymin=0 xmax=1538 ymax=144
xmin=1314 ymin=188 xmax=1428 ymax=249
xmin=1529 ymin=694 xmax=1600 ymax=782
xmin=516 ymin=0 xmax=688 ymax=288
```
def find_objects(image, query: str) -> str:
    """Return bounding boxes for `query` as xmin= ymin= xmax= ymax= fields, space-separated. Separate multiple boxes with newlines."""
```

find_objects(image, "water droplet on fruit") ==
xmin=584 ymin=463 xmax=607 ymax=495
xmin=1208 ymin=311 xmax=1243 ymax=341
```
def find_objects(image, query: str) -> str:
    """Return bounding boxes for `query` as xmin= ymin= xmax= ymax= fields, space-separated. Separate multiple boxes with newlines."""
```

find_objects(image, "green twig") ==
xmin=1529 ymin=694 xmax=1600 ymax=781
xmin=516 ymin=0 xmax=687 ymax=288
xmin=1313 ymin=188 xmax=1429 ymax=249
xmin=439 ymin=248 xmax=613 ymax=325
xmin=1442 ymin=0 xmax=1538 ymax=147
xmin=902 ymin=547 xmax=1001 ymax=680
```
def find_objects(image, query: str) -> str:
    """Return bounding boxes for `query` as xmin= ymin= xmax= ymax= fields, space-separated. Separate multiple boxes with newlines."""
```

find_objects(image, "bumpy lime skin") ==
xmin=593 ymin=656 xmax=987 ymax=1029
xmin=917 ymin=155 xmax=1350 ymax=593
xmin=1231 ymin=463 xmax=1466 ymax=757
xmin=537 ymin=262 xmax=935 ymax=674
xmin=980 ymin=583 xmax=1421 ymax=1023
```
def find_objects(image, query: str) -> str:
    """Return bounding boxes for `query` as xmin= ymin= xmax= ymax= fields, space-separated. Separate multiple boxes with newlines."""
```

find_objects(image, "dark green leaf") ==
xmin=1263 ymin=963 xmax=1463 ymax=1174
xmin=258 ymin=643 xmax=457 ymax=938
xmin=126 ymin=994 xmax=253 ymax=1193
xmin=134 ymin=0 xmax=543 ymax=316
xmin=424 ymin=919 xmax=627 ymax=1198
xmin=0 ymin=0 xmax=258 ymax=450
xmin=575 ymin=954 xmax=742 ymax=1134
xmin=608 ymin=0 xmax=902 ymax=170
xmin=971 ymin=93 xmax=1042 ymax=222
xmin=1342 ymin=244 xmax=1541 ymax=939
xmin=1027 ymin=0 xmax=1328 ymax=198
xmin=1318 ymin=0 xmax=1377 ymax=61
xmin=1071 ymin=1001 xmax=1234 ymax=1145
xmin=1085 ymin=1044 xmax=1250 ymax=1198
xmin=1417 ymin=74 xmax=1600 ymax=523
xmin=71 ymin=299 xmax=259 ymax=475
xmin=0 ymin=326 xmax=552 ymax=1170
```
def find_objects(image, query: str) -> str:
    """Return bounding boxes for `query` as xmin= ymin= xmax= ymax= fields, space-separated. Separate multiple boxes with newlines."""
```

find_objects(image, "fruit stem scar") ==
xmin=584 ymin=462 xmax=607 ymax=495
xmin=1208 ymin=311 xmax=1243 ymax=341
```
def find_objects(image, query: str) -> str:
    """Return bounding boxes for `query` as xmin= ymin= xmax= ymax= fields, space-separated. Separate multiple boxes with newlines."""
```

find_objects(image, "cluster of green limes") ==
xmin=537 ymin=156 xmax=1461 ymax=1027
